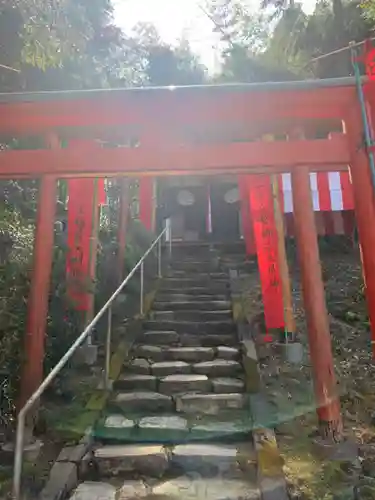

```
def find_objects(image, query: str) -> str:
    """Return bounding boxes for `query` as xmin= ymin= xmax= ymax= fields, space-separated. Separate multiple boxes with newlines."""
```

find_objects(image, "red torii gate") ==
xmin=1 ymin=77 xmax=375 ymax=441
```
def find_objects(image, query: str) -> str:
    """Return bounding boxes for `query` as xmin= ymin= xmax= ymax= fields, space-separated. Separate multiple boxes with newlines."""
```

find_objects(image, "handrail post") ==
xmin=104 ymin=306 xmax=112 ymax=389
xmin=158 ymin=237 xmax=162 ymax=278
xmin=13 ymin=411 xmax=25 ymax=500
xmin=140 ymin=261 xmax=144 ymax=315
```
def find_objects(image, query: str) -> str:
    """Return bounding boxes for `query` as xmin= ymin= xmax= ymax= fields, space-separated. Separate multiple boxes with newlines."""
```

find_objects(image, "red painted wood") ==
xmin=238 ymin=175 xmax=256 ymax=255
xmin=18 ymin=138 xmax=58 ymax=412
xmin=346 ymin=112 xmax=375 ymax=358
xmin=0 ymin=137 xmax=350 ymax=177
xmin=0 ymin=86 xmax=354 ymax=134
xmin=139 ymin=178 xmax=154 ymax=231
xmin=292 ymin=163 xmax=342 ymax=438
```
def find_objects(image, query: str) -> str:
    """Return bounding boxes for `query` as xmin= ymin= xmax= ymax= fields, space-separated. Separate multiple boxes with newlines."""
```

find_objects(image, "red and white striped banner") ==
xmin=279 ymin=171 xmax=354 ymax=213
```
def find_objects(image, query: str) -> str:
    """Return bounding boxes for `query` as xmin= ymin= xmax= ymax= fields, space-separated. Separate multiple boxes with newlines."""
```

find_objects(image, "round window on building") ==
xmin=224 ymin=187 xmax=240 ymax=204
xmin=177 ymin=189 xmax=195 ymax=206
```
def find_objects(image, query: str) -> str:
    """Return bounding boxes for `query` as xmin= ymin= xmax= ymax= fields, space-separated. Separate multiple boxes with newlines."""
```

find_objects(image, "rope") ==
xmin=0 ymin=63 xmax=20 ymax=73
xmin=310 ymin=37 xmax=375 ymax=63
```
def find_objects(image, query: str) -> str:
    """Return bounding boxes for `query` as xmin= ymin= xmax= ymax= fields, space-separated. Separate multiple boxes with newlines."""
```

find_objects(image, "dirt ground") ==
xmin=242 ymin=238 xmax=375 ymax=499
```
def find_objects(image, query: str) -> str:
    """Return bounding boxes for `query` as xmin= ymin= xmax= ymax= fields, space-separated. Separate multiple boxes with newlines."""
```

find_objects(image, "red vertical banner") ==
xmin=139 ymin=178 xmax=154 ymax=231
xmin=248 ymin=175 xmax=284 ymax=334
xmin=238 ymin=175 xmax=256 ymax=255
xmin=66 ymin=178 xmax=95 ymax=311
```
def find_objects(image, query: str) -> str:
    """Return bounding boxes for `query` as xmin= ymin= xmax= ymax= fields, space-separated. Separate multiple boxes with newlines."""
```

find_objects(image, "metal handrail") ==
xmin=13 ymin=226 xmax=171 ymax=500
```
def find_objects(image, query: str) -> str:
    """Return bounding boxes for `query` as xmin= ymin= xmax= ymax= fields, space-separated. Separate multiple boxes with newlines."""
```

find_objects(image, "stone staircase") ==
xmin=70 ymin=246 xmax=260 ymax=500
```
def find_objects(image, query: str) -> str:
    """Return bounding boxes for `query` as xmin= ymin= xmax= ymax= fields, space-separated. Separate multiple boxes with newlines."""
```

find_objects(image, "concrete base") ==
xmin=313 ymin=436 xmax=359 ymax=463
xmin=276 ymin=342 xmax=304 ymax=364
xmin=2 ymin=438 xmax=43 ymax=462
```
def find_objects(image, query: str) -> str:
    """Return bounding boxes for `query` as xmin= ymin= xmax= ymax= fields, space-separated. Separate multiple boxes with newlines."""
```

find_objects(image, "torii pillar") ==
xmin=18 ymin=134 xmax=58 ymax=414
xmin=344 ymin=110 xmax=375 ymax=357
xmin=290 ymin=131 xmax=342 ymax=441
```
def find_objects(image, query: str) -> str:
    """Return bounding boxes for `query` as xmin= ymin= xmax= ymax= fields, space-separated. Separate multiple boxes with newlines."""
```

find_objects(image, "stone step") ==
xmin=144 ymin=320 xmax=236 ymax=335
xmin=170 ymin=260 xmax=219 ymax=270
xmin=141 ymin=330 xmax=180 ymax=345
xmin=200 ymin=334 xmax=238 ymax=347
xmin=69 ymin=477 xmax=260 ymax=500
xmin=112 ymin=392 xmax=174 ymax=413
xmin=114 ymin=372 xmax=244 ymax=395
xmin=157 ymin=293 xmax=229 ymax=302
xmin=212 ymin=378 xmax=245 ymax=393
xmin=176 ymin=393 xmax=245 ymax=415
xmin=93 ymin=410 xmax=253 ymax=444
xmin=176 ymin=335 xmax=239 ymax=348
xmin=167 ymin=272 xmax=227 ymax=279
xmin=150 ymin=361 xmax=192 ymax=377
xmin=170 ymin=443 xmax=239 ymax=473
xmin=92 ymin=444 xmax=169 ymax=478
xmin=111 ymin=392 xmax=247 ymax=417
xmin=159 ymin=287 xmax=228 ymax=296
xmin=133 ymin=345 xmax=216 ymax=363
xmin=193 ymin=360 xmax=242 ymax=377
xmin=153 ymin=300 xmax=231 ymax=311
xmin=159 ymin=374 xmax=211 ymax=395
xmin=152 ymin=310 xmax=233 ymax=322
xmin=163 ymin=278 xmax=228 ymax=288
xmin=113 ymin=374 xmax=158 ymax=392
xmin=153 ymin=476 xmax=260 ymax=500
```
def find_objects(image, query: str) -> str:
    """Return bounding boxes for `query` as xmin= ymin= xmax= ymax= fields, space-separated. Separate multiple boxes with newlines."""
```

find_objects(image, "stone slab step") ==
xmin=159 ymin=374 xmax=211 ymax=395
xmin=113 ymin=374 xmax=157 ymax=392
xmin=201 ymin=335 xmax=238 ymax=347
xmin=153 ymin=300 xmax=231 ymax=311
xmin=93 ymin=411 xmax=253 ymax=444
xmin=173 ymin=334 xmax=238 ymax=347
xmin=127 ymin=358 xmax=151 ymax=374
xmin=157 ymin=293 xmax=229 ymax=302
xmin=69 ymin=482 xmax=117 ymax=500
xmin=152 ymin=310 xmax=233 ymax=322
xmin=141 ymin=330 xmax=180 ymax=345
xmin=133 ymin=346 xmax=215 ymax=363
xmin=114 ymin=374 xmax=240 ymax=396
xmin=161 ymin=283 xmax=228 ymax=293
xmin=159 ymin=287 xmax=227 ymax=296
xmin=112 ymin=392 xmax=174 ymax=413
xmin=176 ymin=393 xmax=245 ymax=415
xmin=150 ymin=361 xmax=191 ymax=377
xmin=193 ymin=360 xmax=242 ymax=377
xmin=93 ymin=444 xmax=169 ymax=478
xmin=169 ymin=261 xmax=220 ymax=270
xmin=167 ymin=272 xmax=227 ymax=279
xmin=217 ymin=346 xmax=240 ymax=360
xmin=170 ymin=443 xmax=239 ymax=473
xmin=69 ymin=477 xmax=260 ymax=500
xmin=153 ymin=476 xmax=260 ymax=500
xmin=212 ymin=378 xmax=245 ymax=393
xmin=144 ymin=320 xmax=236 ymax=335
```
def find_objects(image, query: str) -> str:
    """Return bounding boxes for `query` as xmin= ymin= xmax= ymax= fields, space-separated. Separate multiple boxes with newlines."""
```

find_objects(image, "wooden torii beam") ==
xmin=0 ymin=136 xmax=349 ymax=177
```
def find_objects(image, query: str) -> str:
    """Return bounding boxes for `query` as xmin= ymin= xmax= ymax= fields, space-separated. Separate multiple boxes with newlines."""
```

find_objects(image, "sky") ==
xmin=113 ymin=0 xmax=317 ymax=72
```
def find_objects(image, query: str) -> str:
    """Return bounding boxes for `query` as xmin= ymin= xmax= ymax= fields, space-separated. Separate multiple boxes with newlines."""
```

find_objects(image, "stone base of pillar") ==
xmin=2 ymin=438 xmax=43 ymax=463
xmin=276 ymin=341 xmax=304 ymax=364
xmin=313 ymin=436 xmax=358 ymax=460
